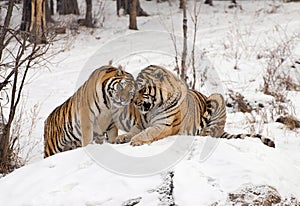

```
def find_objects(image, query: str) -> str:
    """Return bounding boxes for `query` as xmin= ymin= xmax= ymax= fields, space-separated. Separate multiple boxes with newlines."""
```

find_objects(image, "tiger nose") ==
xmin=120 ymin=97 xmax=126 ymax=102
xmin=133 ymin=95 xmax=138 ymax=105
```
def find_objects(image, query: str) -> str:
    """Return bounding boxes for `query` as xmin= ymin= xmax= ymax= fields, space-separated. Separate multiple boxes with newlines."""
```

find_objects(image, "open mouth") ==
xmin=134 ymin=101 xmax=151 ymax=113
xmin=143 ymin=102 xmax=151 ymax=112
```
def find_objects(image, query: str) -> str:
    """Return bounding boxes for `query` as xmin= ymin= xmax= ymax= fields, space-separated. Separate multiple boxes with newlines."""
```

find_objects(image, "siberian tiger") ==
xmin=44 ymin=65 xmax=136 ymax=158
xmin=116 ymin=65 xmax=275 ymax=147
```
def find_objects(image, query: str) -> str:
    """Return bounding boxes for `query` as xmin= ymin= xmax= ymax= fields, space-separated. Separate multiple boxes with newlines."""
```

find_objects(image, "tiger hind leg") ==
xmin=44 ymin=136 xmax=68 ymax=158
xmin=201 ymin=93 xmax=275 ymax=148
xmin=63 ymin=140 xmax=82 ymax=151
xmin=200 ymin=93 xmax=226 ymax=137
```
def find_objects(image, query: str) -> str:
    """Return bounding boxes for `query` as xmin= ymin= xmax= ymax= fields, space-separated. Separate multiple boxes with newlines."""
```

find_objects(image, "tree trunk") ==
xmin=50 ymin=0 xmax=54 ymax=15
xmin=129 ymin=0 xmax=138 ymax=30
xmin=204 ymin=0 xmax=237 ymax=6
xmin=57 ymin=0 xmax=80 ymax=15
xmin=85 ymin=0 xmax=93 ymax=27
xmin=116 ymin=0 xmax=148 ymax=17
xmin=204 ymin=0 xmax=213 ymax=6
xmin=181 ymin=0 xmax=187 ymax=83
xmin=0 ymin=124 xmax=10 ymax=174
xmin=0 ymin=0 xmax=14 ymax=60
xmin=136 ymin=0 xmax=148 ymax=16
xmin=116 ymin=0 xmax=122 ymax=16
xmin=46 ymin=0 xmax=54 ymax=22
xmin=20 ymin=0 xmax=47 ymax=44
xmin=179 ymin=0 xmax=183 ymax=9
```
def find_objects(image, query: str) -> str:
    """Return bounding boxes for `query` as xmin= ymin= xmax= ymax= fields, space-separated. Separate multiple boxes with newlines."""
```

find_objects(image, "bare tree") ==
xmin=190 ymin=0 xmax=202 ymax=89
xmin=0 ymin=0 xmax=51 ymax=175
xmin=178 ymin=0 xmax=203 ymax=88
xmin=57 ymin=0 xmax=80 ymax=15
xmin=129 ymin=0 xmax=138 ymax=30
xmin=117 ymin=0 xmax=148 ymax=17
xmin=49 ymin=0 xmax=54 ymax=15
xmin=179 ymin=0 xmax=184 ymax=9
xmin=0 ymin=0 xmax=14 ymax=60
xmin=45 ymin=0 xmax=54 ymax=23
xmin=204 ymin=0 xmax=213 ymax=6
xmin=85 ymin=0 xmax=93 ymax=27
xmin=20 ymin=0 xmax=47 ymax=44
xmin=180 ymin=0 xmax=188 ymax=82
xmin=204 ymin=0 xmax=237 ymax=6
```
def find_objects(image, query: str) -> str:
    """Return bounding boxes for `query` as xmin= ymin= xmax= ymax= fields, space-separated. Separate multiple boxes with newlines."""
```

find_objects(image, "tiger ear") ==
xmin=154 ymin=69 xmax=166 ymax=82
xmin=117 ymin=65 xmax=123 ymax=76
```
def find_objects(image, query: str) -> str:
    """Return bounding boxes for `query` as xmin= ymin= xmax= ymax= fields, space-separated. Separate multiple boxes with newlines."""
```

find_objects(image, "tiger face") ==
xmin=109 ymin=72 xmax=136 ymax=108
xmin=134 ymin=65 xmax=185 ymax=114
xmin=134 ymin=70 xmax=163 ymax=114
xmin=133 ymin=83 xmax=155 ymax=113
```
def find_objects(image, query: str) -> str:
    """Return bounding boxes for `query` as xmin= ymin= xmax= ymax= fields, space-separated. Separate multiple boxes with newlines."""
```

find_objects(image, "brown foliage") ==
xmin=276 ymin=116 xmax=300 ymax=130
xmin=227 ymin=90 xmax=253 ymax=113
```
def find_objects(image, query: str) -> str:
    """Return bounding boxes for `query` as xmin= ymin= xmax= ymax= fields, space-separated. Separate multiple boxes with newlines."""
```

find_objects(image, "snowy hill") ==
xmin=0 ymin=137 xmax=299 ymax=205
xmin=1 ymin=0 xmax=300 ymax=205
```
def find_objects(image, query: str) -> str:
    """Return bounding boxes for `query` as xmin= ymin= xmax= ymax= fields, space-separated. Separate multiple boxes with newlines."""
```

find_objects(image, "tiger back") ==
xmin=44 ymin=65 xmax=135 ymax=158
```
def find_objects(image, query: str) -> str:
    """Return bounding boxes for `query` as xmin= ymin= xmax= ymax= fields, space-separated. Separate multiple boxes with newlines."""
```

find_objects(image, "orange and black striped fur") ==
xmin=44 ymin=65 xmax=136 ymax=158
xmin=116 ymin=65 xmax=275 ymax=147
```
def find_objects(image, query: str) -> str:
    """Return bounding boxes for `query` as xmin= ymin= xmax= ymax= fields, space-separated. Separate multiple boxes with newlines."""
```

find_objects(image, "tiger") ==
xmin=44 ymin=65 xmax=136 ymax=158
xmin=115 ymin=65 xmax=275 ymax=148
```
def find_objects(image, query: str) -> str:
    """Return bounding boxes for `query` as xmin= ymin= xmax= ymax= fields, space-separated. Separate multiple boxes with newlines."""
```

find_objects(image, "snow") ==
xmin=1 ymin=0 xmax=300 ymax=205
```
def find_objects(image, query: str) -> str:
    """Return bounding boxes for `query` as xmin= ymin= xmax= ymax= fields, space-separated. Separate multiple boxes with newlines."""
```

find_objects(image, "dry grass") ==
xmin=18 ymin=103 xmax=42 ymax=163
xmin=276 ymin=115 xmax=300 ymax=130
xmin=226 ymin=89 xmax=253 ymax=113
xmin=0 ymin=102 xmax=41 ymax=175
xmin=259 ymin=32 xmax=300 ymax=103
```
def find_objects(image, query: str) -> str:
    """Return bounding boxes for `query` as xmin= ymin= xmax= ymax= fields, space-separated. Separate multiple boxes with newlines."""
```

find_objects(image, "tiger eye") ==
xmin=139 ymin=88 xmax=145 ymax=94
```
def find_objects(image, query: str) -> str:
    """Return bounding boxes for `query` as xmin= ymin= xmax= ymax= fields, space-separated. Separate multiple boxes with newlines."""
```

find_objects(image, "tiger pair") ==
xmin=44 ymin=65 xmax=275 ymax=158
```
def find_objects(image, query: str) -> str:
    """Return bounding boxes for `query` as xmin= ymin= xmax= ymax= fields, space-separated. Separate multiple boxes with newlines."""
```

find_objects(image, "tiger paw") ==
xmin=93 ymin=136 xmax=105 ymax=144
xmin=115 ymin=134 xmax=132 ymax=144
xmin=130 ymin=137 xmax=145 ymax=146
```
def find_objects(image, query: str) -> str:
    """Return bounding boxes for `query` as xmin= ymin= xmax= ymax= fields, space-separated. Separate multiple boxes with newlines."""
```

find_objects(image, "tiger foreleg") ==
xmin=115 ymin=133 xmax=134 ymax=144
xmin=115 ymin=125 xmax=143 ymax=144
xmin=105 ymin=125 xmax=118 ymax=144
xmin=63 ymin=140 xmax=81 ymax=151
xmin=130 ymin=125 xmax=172 ymax=146
xmin=81 ymin=125 xmax=93 ymax=146
xmin=80 ymin=111 xmax=94 ymax=146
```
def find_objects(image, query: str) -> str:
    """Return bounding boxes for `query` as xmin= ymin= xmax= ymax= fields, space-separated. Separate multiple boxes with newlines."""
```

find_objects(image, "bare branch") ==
xmin=0 ymin=0 xmax=15 ymax=59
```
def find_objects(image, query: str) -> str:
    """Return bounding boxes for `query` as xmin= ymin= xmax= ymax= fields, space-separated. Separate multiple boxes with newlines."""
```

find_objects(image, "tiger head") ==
xmin=134 ymin=65 xmax=188 ymax=114
xmin=107 ymin=68 xmax=136 ymax=108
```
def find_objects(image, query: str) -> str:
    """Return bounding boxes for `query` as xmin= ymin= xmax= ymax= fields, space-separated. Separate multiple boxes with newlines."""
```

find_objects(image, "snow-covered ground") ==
xmin=1 ymin=0 xmax=300 ymax=205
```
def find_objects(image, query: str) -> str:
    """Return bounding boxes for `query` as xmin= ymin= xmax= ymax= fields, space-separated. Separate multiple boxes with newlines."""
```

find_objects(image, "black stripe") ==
xmin=154 ymin=110 xmax=180 ymax=122
xmin=105 ymin=66 xmax=117 ymax=73
xmin=106 ymin=121 xmax=115 ymax=131
xmin=102 ymin=79 xmax=110 ymax=109
xmin=94 ymin=93 xmax=101 ymax=113
xmin=89 ymin=106 xmax=96 ymax=117
xmin=68 ymin=130 xmax=81 ymax=142
xmin=75 ymin=124 xmax=82 ymax=136
xmin=55 ymin=135 xmax=63 ymax=152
